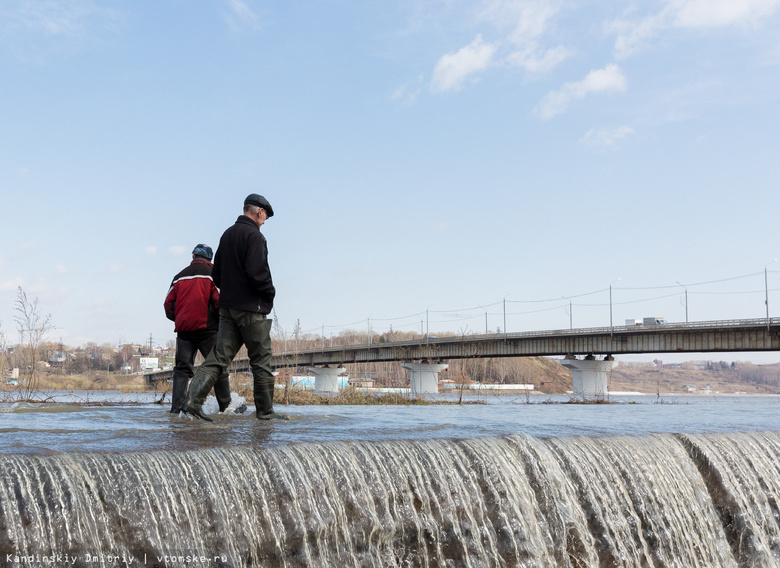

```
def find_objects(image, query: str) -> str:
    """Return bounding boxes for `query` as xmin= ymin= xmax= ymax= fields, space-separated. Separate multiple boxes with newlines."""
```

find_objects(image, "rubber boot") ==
xmin=170 ymin=373 xmax=188 ymax=413
xmin=213 ymin=371 xmax=232 ymax=413
xmin=184 ymin=371 xmax=214 ymax=422
xmin=255 ymin=379 xmax=288 ymax=420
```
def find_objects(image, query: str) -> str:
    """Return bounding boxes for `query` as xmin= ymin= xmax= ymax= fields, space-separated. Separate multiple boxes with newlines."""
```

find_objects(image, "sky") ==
xmin=1 ymin=0 xmax=780 ymax=363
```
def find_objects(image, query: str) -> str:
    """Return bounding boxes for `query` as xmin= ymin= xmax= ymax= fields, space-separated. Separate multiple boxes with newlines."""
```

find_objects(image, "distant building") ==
xmin=138 ymin=357 xmax=159 ymax=371
xmin=48 ymin=351 xmax=68 ymax=366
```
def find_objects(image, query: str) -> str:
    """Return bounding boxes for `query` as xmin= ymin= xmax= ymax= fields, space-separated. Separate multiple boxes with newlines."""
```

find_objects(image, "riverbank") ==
xmin=4 ymin=357 xmax=778 ymax=405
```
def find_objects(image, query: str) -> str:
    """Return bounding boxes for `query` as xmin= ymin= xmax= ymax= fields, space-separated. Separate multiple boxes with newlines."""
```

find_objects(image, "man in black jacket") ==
xmin=184 ymin=194 xmax=287 ymax=421
xmin=164 ymin=244 xmax=232 ymax=414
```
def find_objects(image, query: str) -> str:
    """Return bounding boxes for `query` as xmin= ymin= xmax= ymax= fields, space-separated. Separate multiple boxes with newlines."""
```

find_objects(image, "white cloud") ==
xmin=610 ymin=11 xmax=669 ymax=60
xmin=223 ymin=0 xmax=260 ymax=32
xmin=479 ymin=0 xmax=560 ymax=47
xmin=610 ymin=0 xmax=780 ymax=59
xmin=1 ymin=0 xmax=94 ymax=37
xmin=426 ymin=0 xmax=568 ymax=94
xmin=391 ymin=81 xmax=423 ymax=105
xmin=107 ymin=263 xmax=124 ymax=274
xmin=0 ymin=278 xmax=24 ymax=292
xmin=168 ymin=246 xmax=187 ymax=256
xmin=671 ymin=0 xmax=780 ymax=28
xmin=431 ymin=35 xmax=497 ymax=92
xmin=535 ymin=64 xmax=627 ymax=119
xmin=506 ymin=45 xmax=570 ymax=74
xmin=144 ymin=246 xmax=157 ymax=256
xmin=52 ymin=264 xmax=69 ymax=276
xmin=483 ymin=0 xmax=569 ymax=73
xmin=580 ymin=125 xmax=635 ymax=148
xmin=0 ymin=0 xmax=120 ymax=59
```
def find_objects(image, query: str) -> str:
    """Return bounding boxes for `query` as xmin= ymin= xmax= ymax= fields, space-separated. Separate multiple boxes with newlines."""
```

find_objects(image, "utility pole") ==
xmin=609 ymin=278 xmax=621 ymax=336
xmin=503 ymin=298 xmax=507 ymax=340
xmin=765 ymin=259 xmax=776 ymax=331
xmin=677 ymin=282 xmax=688 ymax=323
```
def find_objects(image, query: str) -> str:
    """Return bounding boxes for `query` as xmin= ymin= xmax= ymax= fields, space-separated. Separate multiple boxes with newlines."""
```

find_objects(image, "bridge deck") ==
xmin=145 ymin=318 xmax=780 ymax=383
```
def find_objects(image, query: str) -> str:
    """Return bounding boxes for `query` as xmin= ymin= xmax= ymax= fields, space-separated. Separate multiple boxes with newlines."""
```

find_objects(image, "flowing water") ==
xmin=1 ymin=394 xmax=779 ymax=567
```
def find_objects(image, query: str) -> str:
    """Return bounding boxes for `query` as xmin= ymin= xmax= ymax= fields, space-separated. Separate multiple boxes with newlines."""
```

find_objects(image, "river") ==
xmin=1 ymin=392 xmax=779 ymax=567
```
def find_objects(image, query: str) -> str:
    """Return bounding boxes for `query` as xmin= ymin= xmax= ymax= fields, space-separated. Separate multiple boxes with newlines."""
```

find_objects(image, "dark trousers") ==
xmin=171 ymin=330 xmax=230 ymax=413
xmin=190 ymin=308 xmax=275 ymax=416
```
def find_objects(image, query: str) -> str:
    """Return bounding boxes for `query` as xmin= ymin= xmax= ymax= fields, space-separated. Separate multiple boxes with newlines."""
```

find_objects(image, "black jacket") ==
xmin=213 ymin=215 xmax=276 ymax=314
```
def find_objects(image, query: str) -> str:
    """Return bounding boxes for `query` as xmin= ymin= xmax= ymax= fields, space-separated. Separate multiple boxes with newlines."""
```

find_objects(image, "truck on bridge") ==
xmin=625 ymin=317 xmax=667 ymax=326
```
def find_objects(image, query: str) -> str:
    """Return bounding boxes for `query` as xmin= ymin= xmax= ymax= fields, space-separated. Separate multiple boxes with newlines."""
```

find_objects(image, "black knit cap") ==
xmin=244 ymin=194 xmax=274 ymax=217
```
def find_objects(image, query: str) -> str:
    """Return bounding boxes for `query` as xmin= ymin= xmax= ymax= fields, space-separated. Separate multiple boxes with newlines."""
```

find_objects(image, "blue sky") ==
xmin=1 ymin=0 xmax=779 ymax=362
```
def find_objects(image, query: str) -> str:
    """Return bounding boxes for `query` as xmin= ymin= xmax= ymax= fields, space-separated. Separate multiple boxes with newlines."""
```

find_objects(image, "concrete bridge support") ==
xmin=559 ymin=355 xmax=617 ymax=400
xmin=307 ymin=366 xmax=346 ymax=393
xmin=402 ymin=362 xmax=448 ymax=395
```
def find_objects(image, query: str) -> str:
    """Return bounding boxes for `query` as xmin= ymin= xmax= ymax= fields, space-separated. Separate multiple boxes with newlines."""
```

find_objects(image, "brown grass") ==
xmin=225 ymin=374 xmax=483 ymax=405
xmin=270 ymin=386 xmax=467 ymax=406
xmin=0 ymin=372 xmax=156 ymax=403
xmin=222 ymin=369 xmax=483 ymax=405
xmin=1 ymin=373 xmax=484 ymax=406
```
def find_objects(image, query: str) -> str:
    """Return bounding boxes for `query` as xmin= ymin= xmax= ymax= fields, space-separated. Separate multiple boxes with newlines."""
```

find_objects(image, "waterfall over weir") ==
xmin=1 ymin=432 xmax=779 ymax=567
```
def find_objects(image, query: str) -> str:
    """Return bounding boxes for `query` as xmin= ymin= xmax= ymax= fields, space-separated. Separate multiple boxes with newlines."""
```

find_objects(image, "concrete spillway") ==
xmin=2 ymin=431 xmax=779 ymax=566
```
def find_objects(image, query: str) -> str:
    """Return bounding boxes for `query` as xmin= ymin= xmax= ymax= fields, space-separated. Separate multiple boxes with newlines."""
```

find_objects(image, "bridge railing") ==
xmin=276 ymin=317 xmax=780 ymax=357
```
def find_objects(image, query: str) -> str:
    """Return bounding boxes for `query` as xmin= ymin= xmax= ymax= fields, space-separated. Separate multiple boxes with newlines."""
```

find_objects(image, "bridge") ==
xmin=146 ymin=318 xmax=780 ymax=397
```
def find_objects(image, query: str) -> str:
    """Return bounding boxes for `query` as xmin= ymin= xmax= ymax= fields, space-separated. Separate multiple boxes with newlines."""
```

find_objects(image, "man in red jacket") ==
xmin=164 ymin=244 xmax=232 ymax=414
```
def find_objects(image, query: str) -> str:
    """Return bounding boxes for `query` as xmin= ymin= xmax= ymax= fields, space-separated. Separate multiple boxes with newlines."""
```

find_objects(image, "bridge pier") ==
xmin=559 ymin=355 xmax=617 ymax=400
xmin=307 ymin=366 xmax=346 ymax=393
xmin=402 ymin=362 xmax=448 ymax=395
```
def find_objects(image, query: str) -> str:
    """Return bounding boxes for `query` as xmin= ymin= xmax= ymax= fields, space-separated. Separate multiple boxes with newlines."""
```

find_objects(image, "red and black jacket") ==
xmin=164 ymin=259 xmax=220 ymax=333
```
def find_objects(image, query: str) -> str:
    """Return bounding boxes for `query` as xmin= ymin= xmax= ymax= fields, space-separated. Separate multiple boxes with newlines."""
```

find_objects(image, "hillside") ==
xmin=440 ymin=356 xmax=780 ymax=395
xmin=440 ymin=355 xmax=780 ymax=395
xmin=608 ymin=361 xmax=780 ymax=395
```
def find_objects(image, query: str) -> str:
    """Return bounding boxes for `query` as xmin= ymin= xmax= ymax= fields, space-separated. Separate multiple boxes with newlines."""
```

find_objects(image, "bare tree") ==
xmin=0 ymin=321 xmax=8 ymax=388
xmin=13 ymin=287 xmax=54 ymax=401
xmin=284 ymin=319 xmax=303 ymax=405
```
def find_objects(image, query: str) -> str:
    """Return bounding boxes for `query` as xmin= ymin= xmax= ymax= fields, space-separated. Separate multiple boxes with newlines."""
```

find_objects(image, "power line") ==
xmin=293 ymin=269 xmax=778 ymax=335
